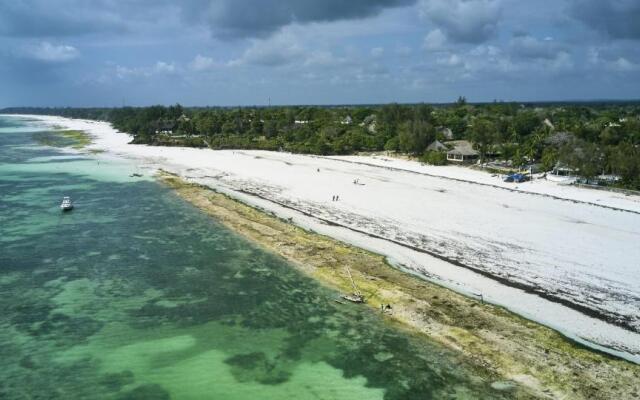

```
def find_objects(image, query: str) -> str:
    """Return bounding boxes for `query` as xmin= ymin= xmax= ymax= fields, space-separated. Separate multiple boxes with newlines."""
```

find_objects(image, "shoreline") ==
xmin=227 ymin=178 xmax=637 ymax=334
xmin=159 ymin=172 xmax=640 ymax=400
xmin=4 ymin=114 xmax=640 ymax=360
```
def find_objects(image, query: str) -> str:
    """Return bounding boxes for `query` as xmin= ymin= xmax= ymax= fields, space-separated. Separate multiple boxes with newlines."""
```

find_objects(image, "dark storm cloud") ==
xmin=0 ymin=47 xmax=66 ymax=84
xmin=0 ymin=1 xmax=127 ymax=37
xmin=1 ymin=0 xmax=639 ymax=107
xmin=183 ymin=0 xmax=417 ymax=39
xmin=570 ymin=0 xmax=640 ymax=40
xmin=0 ymin=0 xmax=416 ymax=40
xmin=420 ymin=0 xmax=502 ymax=44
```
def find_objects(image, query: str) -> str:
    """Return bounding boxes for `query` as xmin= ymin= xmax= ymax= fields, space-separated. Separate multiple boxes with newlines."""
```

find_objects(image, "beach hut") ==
xmin=154 ymin=120 xmax=176 ymax=135
xmin=445 ymin=140 xmax=479 ymax=163
xmin=546 ymin=163 xmax=577 ymax=183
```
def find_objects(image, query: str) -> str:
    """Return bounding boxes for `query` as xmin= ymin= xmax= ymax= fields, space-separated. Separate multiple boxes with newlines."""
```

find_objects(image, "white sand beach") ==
xmin=10 ymin=114 xmax=640 ymax=363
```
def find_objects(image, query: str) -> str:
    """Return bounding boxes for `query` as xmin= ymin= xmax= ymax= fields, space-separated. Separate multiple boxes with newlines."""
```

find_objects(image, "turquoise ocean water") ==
xmin=0 ymin=116 xmax=521 ymax=399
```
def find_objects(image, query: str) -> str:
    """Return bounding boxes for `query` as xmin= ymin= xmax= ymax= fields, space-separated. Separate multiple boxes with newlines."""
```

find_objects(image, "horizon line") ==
xmin=2 ymin=98 xmax=640 ymax=110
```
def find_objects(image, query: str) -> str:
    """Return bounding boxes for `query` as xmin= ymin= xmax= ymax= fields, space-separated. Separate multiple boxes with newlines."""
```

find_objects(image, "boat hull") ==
xmin=546 ymin=174 xmax=577 ymax=184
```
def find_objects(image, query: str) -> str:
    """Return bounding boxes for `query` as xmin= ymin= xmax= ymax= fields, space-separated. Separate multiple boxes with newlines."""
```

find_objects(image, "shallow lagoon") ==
xmin=0 ymin=116 xmax=521 ymax=399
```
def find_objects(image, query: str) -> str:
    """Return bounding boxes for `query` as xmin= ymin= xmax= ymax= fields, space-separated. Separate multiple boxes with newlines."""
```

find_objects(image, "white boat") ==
xmin=60 ymin=196 xmax=74 ymax=211
xmin=341 ymin=293 xmax=365 ymax=303
xmin=546 ymin=173 xmax=577 ymax=184
xmin=546 ymin=165 xmax=578 ymax=184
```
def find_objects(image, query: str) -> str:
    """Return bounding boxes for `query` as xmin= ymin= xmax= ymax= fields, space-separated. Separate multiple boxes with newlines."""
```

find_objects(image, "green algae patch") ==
xmin=160 ymin=173 xmax=640 ymax=400
xmin=32 ymin=129 xmax=92 ymax=149
xmin=59 ymin=130 xmax=92 ymax=149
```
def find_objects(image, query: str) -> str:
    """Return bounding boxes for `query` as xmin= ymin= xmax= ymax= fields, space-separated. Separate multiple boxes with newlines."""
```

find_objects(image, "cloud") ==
xmin=229 ymin=33 xmax=304 ymax=66
xmin=588 ymin=47 xmax=639 ymax=72
xmin=353 ymin=63 xmax=390 ymax=82
xmin=507 ymin=35 xmax=574 ymax=72
xmin=419 ymin=0 xmax=502 ymax=43
xmin=115 ymin=65 xmax=149 ymax=80
xmin=0 ymin=0 xmax=416 ymax=40
xmin=469 ymin=44 xmax=501 ymax=58
xmin=610 ymin=57 xmax=639 ymax=72
xmin=303 ymin=50 xmax=348 ymax=68
xmin=569 ymin=0 xmax=640 ymax=40
xmin=509 ymin=35 xmax=565 ymax=60
xmin=437 ymin=53 xmax=466 ymax=68
xmin=0 ymin=1 xmax=126 ymax=37
xmin=370 ymin=47 xmax=384 ymax=58
xmin=22 ymin=42 xmax=80 ymax=62
xmin=547 ymin=51 xmax=574 ymax=72
xmin=154 ymin=61 xmax=176 ymax=74
xmin=113 ymin=60 xmax=178 ymax=80
xmin=423 ymin=29 xmax=447 ymax=50
xmin=1 ymin=0 xmax=639 ymax=105
xmin=185 ymin=0 xmax=416 ymax=39
xmin=428 ymin=40 xmax=576 ymax=85
xmin=396 ymin=45 xmax=413 ymax=56
xmin=189 ymin=55 xmax=218 ymax=72
xmin=228 ymin=29 xmax=365 ymax=73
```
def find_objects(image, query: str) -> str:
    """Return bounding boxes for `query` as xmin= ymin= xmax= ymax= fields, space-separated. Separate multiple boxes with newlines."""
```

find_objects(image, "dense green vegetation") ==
xmin=3 ymin=100 xmax=640 ymax=189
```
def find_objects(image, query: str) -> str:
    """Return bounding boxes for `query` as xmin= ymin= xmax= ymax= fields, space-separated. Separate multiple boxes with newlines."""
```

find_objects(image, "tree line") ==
xmin=3 ymin=100 xmax=639 ymax=189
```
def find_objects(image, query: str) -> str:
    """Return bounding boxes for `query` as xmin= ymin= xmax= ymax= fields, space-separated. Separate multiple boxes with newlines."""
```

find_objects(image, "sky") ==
xmin=0 ymin=0 xmax=639 ymax=107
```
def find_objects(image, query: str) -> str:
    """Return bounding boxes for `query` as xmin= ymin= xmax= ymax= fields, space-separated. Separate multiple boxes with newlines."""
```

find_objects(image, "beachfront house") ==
xmin=154 ymin=120 xmax=176 ymax=135
xmin=551 ymin=163 xmax=576 ymax=176
xmin=445 ymin=140 xmax=479 ymax=163
xmin=341 ymin=115 xmax=353 ymax=125
xmin=546 ymin=162 xmax=578 ymax=182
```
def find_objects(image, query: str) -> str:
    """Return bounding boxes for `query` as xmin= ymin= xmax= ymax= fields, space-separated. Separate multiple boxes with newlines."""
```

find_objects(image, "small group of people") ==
xmin=352 ymin=178 xmax=360 ymax=184
xmin=331 ymin=195 xmax=340 ymax=201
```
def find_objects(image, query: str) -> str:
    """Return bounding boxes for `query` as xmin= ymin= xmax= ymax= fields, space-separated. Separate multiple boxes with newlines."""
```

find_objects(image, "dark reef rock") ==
xmin=116 ymin=384 xmax=171 ymax=400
